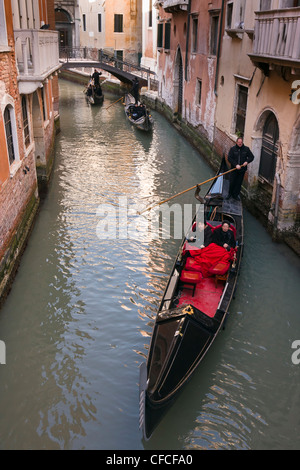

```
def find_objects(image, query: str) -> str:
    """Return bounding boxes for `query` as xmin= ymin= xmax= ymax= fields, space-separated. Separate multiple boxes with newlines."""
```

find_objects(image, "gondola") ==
xmin=124 ymin=93 xmax=153 ymax=131
xmin=139 ymin=158 xmax=244 ymax=440
xmin=85 ymin=82 xmax=104 ymax=106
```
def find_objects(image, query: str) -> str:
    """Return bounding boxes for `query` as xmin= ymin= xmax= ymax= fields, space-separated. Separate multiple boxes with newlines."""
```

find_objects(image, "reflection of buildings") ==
xmin=0 ymin=0 xmax=60 ymax=302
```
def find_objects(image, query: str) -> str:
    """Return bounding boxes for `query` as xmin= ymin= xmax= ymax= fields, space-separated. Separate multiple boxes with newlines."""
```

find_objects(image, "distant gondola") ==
xmin=139 ymin=158 xmax=244 ymax=440
xmin=85 ymin=81 xmax=104 ymax=106
xmin=124 ymin=93 xmax=153 ymax=131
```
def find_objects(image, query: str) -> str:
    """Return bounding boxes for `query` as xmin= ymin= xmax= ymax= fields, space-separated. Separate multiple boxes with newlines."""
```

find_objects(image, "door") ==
xmin=258 ymin=113 xmax=279 ymax=183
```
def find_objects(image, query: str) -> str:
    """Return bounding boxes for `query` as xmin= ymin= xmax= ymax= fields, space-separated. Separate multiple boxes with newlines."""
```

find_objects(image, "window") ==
xmin=164 ymin=22 xmax=171 ymax=50
xmin=260 ymin=0 xmax=271 ymax=9
xmin=192 ymin=16 xmax=198 ymax=52
xmin=197 ymin=79 xmax=202 ymax=106
xmin=41 ymin=86 xmax=47 ymax=121
xmin=226 ymin=2 xmax=233 ymax=28
xmin=22 ymin=96 xmax=30 ymax=147
xmin=82 ymin=14 xmax=86 ymax=31
xmin=0 ymin=0 xmax=8 ymax=47
xmin=4 ymin=106 xmax=15 ymax=165
xmin=235 ymin=85 xmax=248 ymax=136
xmin=114 ymin=14 xmax=123 ymax=32
xmin=157 ymin=23 xmax=163 ymax=48
xmin=237 ymin=0 xmax=246 ymax=28
xmin=98 ymin=14 xmax=102 ymax=33
xmin=149 ymin=0 xmax=153 ymax=27
xmin=210 ymin=15 xmax=219 ymax=55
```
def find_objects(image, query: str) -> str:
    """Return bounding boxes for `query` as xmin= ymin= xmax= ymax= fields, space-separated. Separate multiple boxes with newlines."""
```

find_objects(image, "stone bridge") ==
xmin=59 ymin=47 xmax=156 ymax=88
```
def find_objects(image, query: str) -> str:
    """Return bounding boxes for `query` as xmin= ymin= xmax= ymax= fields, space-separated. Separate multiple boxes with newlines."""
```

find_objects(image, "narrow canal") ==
xmin=0 ymin=80 xmax=300 ymax=450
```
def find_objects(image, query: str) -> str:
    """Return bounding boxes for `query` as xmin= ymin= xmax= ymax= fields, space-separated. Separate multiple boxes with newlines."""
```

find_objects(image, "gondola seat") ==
xmin=184 ymin=257 xmax=202 ymax=272
xmin=180 ymin=270 xmax=202 ymax=296
xmin=208 ymin=261 xmax=230 ymax=286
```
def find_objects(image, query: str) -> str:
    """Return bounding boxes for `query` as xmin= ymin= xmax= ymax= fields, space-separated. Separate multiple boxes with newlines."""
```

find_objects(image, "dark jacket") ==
xmin=212 ymin=226 xmax=235 ymax=249
xmin=228 ymin=144 xmax=254 ymax=173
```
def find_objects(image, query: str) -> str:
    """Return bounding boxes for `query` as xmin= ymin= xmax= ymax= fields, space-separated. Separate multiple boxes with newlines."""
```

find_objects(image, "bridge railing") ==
xmin=59 ymin=47 xmax=157 ymax=83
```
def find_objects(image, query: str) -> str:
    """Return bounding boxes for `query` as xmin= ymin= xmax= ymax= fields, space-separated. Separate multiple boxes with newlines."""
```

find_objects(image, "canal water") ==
xmin=0 ymin=80 xmax=300 ymax=450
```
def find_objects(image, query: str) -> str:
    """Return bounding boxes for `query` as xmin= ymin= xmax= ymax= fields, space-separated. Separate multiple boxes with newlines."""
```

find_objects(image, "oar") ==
xmin=105 ymin=96 xmax=124 ymax=110
xmin=138 ymin=167 xmax=237 ymax=215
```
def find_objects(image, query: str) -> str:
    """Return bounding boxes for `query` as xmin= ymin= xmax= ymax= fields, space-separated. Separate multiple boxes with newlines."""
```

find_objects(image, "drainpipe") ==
xmin=214 ymin=0 xmax=225 ymax=96
xmin=274 ymin=172 xmax=281 ymax=232
xmin=185 ymin=0 xmax=192 ymax=81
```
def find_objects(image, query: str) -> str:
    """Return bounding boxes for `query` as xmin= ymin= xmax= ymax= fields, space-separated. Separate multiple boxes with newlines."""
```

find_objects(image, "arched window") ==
xmin=4 ymin=106 xmax=16 ymax=165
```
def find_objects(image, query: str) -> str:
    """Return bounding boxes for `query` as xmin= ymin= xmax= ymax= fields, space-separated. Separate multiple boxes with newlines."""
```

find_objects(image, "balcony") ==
xmin=14 ymin=29 xmax=61 ymax=94
xmin=249 ymin=8 xmax=300 ymax=73
xmin=161 ymin=0 xmax=189 ymax=13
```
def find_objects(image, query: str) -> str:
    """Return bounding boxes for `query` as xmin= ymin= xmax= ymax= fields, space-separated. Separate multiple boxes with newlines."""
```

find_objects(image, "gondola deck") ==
xmin=178 ymin=277 xmax=224 ymax=318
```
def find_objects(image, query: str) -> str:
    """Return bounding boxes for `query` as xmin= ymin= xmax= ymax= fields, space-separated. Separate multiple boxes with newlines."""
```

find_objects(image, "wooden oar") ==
xmin=138 ymin=167 xmax=237 ymax=215
xmin=105 ymin=96 xmax=124 ymax=110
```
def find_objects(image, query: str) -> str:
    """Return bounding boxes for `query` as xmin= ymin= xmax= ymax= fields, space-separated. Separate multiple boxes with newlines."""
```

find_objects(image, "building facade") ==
xmin=55 ymin=0 xmax=81 ymax=51
xmin=215 ymin=0 xmax=300 ymax=246
xmin=151 ymin=0 xmax=300 ymax=250
xmin=155 ymin=0 xmax=224 ymax=142
xmin=141 ymin=0 xmax=158 ymax=73
xmin=0 ymin=0 xmax=60 ymax=303
xmin=77 ymin=0 xmax=142 ymax=65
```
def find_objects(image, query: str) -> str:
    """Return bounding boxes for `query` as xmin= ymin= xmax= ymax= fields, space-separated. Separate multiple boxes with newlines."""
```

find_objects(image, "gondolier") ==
xmin=131 ymin=77 xmax=140 ymax=104
xmin=227 ymin=137 xmax=254 ymax=200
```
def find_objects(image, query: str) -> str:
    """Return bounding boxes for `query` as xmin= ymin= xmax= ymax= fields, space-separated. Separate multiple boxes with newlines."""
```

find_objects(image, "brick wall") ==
xmin=213 ymin=127 xmax=235 ymax=159
xmin=0 ymin=7 xmax=39 ymax=297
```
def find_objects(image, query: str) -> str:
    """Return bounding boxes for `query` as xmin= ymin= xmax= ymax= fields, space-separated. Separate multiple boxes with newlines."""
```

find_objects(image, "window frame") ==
xmin=3 ymin=103 xmax=20 ymax=169
xmin=114 ymin=14 xmax=123 ymax=33
xmin=209 ymin=13 xmax=219 ymax=56
xmin=21 ymin=95 xmax=31 ymax=148
xmin=192 ymin=15 xmax=199 ymax=53
xmin=233 ymin=84 xmax=249 ymax=137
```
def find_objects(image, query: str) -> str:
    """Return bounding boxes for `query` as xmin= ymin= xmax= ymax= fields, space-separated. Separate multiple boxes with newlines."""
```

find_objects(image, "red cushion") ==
xmin=180 ymin=270 xmax=202 ymax=283
xmin=185 ymin=257 xmax=202 ymax=272
xmin=208 ymin=261 xmax=230 ymax=275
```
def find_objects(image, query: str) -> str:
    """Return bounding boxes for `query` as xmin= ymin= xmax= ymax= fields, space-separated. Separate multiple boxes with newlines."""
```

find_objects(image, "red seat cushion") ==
xmin=185 ymin=257 xmax=202 ymax=272
xmin=180 ymin=270 xmax=202 ymax=283
xmin=208 ymin=261 xmax=230 ymax=276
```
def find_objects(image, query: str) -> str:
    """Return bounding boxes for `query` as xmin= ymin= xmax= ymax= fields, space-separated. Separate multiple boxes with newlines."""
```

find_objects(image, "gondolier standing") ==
xmin=131 ymin=77 xmax=140 ymax=104
xmin=227 ymin=137 xmax=254 ymax=200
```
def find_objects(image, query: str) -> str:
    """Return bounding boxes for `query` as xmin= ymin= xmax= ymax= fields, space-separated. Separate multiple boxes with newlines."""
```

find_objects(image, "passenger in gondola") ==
xmin=187 ymin=221 xmax=212 ymax=248
xmin=131 ymin=105 xmax=138 ymax=119
xmin=86 ymin=84 xmax=93 ymax=96
xmin=212 ymin=221 xmax=235 ymax=251
xmin=139 ymin=103 xmax=146 ymax=116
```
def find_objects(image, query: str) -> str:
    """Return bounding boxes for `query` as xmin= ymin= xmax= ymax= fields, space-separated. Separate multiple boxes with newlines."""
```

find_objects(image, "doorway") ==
xmin=258 ymin=112 xmax=279 ymax=183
